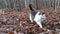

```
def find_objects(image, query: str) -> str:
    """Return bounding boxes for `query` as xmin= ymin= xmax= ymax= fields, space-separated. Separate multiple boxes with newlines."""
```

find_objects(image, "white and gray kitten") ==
xmin=29 ymin=4 xmax=46 ymax=28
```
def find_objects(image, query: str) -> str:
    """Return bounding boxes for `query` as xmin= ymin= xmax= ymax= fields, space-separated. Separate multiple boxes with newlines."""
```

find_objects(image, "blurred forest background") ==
xmin=0 ymin=0 xmax=60 ymax=10
xmin=0 ymin=0 xmax=60 ymax=34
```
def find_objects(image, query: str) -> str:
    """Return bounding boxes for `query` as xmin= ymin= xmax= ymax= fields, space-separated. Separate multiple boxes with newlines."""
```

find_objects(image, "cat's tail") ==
xmin=29 ymin=4 xmax=34 ymax=11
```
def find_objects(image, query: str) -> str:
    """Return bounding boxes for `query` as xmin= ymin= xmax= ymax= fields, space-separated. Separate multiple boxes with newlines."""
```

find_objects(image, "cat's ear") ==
xmin=42 ymin=12 xmax=45 ymax=15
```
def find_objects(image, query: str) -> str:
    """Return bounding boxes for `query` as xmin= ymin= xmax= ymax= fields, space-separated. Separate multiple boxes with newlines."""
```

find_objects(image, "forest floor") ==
xmin=0 ymin=7 xmax=60 ymax=34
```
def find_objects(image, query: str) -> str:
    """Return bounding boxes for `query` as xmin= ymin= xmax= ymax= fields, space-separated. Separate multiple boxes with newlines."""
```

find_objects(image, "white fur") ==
xmin=29 ymin=14 xmax=33 ymax=22
xmin=29 ymin=12 xmax=46 ymax=28
xmin=34 ymin=12 xmax=46 ymax=28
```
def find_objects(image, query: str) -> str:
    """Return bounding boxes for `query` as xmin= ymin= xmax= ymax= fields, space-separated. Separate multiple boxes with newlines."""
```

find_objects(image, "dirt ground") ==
xmin=0 ymin=8 xmax=60 ymax=34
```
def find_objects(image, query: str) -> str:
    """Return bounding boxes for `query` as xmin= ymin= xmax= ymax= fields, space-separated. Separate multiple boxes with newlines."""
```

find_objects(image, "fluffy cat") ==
xmin=29 ymin=4 xmax=46 ymax=28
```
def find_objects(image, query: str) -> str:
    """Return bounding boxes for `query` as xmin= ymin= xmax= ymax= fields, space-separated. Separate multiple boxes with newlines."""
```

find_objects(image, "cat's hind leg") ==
xmin=29 ymin=14 xmax=33 ymax=22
